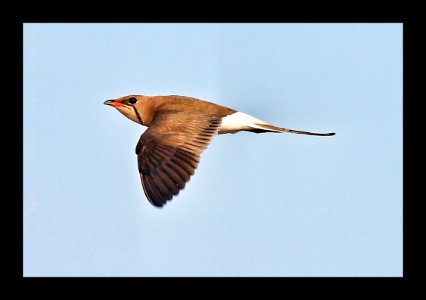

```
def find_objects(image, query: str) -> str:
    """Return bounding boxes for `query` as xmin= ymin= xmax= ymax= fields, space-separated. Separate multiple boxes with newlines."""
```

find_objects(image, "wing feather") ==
xmin=136 ymin=112 xmax=222 ymax=207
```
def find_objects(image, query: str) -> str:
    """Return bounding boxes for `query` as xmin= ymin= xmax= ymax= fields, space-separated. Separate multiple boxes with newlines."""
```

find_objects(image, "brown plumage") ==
xmin=136 ymin=111 xmax=222 ymax=206
xmin=104 ymin=94 xmax=335 ymax=207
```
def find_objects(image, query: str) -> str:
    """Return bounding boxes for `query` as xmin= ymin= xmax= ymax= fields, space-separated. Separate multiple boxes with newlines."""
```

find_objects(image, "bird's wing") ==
xmin=135 ymin=110 xmax=223 ymax=207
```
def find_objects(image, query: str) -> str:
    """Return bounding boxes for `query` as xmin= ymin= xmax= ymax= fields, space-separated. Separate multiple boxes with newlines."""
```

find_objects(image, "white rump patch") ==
xmin=219 ymin=112 xmax=268 ymax=134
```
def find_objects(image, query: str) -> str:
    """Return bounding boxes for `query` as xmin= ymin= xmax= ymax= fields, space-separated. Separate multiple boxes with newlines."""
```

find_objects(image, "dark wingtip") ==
xmin=152 ymin=202 xmax=165 ymax=208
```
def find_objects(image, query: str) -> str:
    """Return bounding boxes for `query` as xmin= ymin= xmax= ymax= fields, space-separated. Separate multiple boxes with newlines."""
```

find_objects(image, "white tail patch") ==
xmin=219 ymin=112 xmax=336 ymax=136
xmin=219 ymin=112 xmax=275 ymax=134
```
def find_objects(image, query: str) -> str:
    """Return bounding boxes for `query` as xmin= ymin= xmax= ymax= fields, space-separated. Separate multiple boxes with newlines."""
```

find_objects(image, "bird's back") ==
xmin=152 ymin=95 xmax=237 ymax=116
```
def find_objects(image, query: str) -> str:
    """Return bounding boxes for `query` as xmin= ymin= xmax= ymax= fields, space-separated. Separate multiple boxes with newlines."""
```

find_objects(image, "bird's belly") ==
xmin=219 ymin=112 xmax=266 ymax=134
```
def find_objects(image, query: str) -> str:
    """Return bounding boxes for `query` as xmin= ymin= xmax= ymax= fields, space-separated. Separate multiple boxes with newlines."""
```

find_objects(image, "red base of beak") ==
xmin=104 ymin=100 xmax=124 ymax=107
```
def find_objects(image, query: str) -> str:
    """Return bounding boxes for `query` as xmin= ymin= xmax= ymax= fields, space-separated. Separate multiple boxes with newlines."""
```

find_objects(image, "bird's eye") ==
xmin=128 ymin=97 xmax=138 ymax=105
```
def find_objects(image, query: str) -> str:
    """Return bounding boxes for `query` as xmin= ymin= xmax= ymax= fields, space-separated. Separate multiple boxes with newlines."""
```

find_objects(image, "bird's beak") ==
xmin=104 ymin=100 xmax=124 ymax=107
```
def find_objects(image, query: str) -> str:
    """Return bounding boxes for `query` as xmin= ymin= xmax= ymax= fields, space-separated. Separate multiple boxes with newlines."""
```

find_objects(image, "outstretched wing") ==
xmin=135 ymin=110 xmax=222 ymax=207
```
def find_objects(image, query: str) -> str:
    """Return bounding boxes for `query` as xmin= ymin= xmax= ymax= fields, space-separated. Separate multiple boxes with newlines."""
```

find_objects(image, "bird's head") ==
xmin=104 ymin=95 xmax=146 ymax=125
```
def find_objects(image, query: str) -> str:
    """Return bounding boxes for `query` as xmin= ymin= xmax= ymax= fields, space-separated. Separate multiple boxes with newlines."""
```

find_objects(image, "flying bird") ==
xmin=104 ymin=95 xmax=335 ymax=207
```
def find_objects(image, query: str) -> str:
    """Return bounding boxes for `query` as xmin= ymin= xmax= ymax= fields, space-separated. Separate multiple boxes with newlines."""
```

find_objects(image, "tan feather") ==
xmin=136 ymin=111 xmax=222 ymax=207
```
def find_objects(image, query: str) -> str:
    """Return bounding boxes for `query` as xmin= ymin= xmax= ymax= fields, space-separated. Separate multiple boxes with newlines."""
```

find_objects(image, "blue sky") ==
xmin=24 ymin=23 xmax=402 ymax=276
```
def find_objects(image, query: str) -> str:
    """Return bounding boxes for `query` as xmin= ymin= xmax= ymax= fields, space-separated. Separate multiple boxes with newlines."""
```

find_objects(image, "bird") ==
xmin=104 ymin=94 xmax=335 ymax=207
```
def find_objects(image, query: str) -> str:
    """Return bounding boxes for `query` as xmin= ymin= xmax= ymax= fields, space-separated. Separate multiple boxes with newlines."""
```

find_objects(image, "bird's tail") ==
xmin=250 ymin=123 xmax=335 ymax=136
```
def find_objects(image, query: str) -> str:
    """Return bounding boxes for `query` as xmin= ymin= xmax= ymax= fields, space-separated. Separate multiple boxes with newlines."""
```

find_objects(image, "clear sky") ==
xmin=23 ymin=23 xmax=402 ymax=277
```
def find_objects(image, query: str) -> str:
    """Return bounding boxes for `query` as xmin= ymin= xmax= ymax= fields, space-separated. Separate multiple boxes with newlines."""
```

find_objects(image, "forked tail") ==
xmin=252 ymin=123 xmax=335 ymax=136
